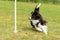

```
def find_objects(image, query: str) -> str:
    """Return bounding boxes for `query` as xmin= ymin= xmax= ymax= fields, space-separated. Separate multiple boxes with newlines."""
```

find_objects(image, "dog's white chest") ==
xmin=31 ymin=20 xmax=39 ymax=25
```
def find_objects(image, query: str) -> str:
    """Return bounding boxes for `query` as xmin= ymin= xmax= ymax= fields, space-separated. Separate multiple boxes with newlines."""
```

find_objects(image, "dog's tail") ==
xmin=34 ymin=3 xmax=41 ymax=12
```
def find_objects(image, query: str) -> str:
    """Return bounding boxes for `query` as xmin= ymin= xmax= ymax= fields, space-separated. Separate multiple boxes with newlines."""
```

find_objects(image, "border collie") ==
xmin=29 ymin=3 xmax=48 ymax=34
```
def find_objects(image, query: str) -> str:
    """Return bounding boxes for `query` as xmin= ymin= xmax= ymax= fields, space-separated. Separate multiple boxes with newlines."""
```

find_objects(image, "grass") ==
xmin=0 ymin=1 xmax=14 ymax=40
xmin=17 ymin=2 xmax=60 ymax=40
xmin=0 ymin=1 xmax=60 ymax=40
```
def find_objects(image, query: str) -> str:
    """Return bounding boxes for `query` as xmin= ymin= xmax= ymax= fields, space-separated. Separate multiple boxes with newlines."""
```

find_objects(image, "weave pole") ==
xmin=14 ymin=0 xmax=17 ymax=33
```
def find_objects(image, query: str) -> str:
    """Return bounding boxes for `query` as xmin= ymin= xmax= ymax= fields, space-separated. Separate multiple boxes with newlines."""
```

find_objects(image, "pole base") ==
xmin=14 ymin=30 xmax=17 ymax=33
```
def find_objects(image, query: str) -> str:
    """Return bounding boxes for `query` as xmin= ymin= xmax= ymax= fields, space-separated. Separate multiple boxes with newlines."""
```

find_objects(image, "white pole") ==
xmin=14 ymin=0 xmax=17 ymax=33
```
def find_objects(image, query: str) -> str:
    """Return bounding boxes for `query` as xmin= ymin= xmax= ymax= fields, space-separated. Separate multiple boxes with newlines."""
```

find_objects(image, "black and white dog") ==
xmin=29 ymin=3 xmax=48 ymax=34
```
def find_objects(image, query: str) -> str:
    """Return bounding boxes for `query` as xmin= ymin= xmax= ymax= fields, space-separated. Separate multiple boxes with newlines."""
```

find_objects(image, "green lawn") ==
xmin=0 ymin=1 xmax=60 ymax=40
xmin=17 ymin=2 xmax=60 ymax=40
xmin=0 ymin=1 xmax=14 ymax=40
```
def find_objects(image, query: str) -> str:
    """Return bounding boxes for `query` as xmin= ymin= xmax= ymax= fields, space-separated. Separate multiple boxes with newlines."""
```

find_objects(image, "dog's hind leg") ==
xmin=38 ymin=23 xmax=48 ymax=34
xmin=35 ymin=25 xmax=42 ymax=31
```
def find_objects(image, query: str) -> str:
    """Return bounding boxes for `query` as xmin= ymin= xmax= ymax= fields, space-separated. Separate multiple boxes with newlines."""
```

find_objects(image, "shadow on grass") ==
xmin=22 ymin=26 xmax=43 ymax=33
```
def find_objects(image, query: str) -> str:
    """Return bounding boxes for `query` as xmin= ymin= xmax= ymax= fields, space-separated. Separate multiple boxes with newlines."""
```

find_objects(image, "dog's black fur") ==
xmin=30 ymin=4 xmax=46 ymax=28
